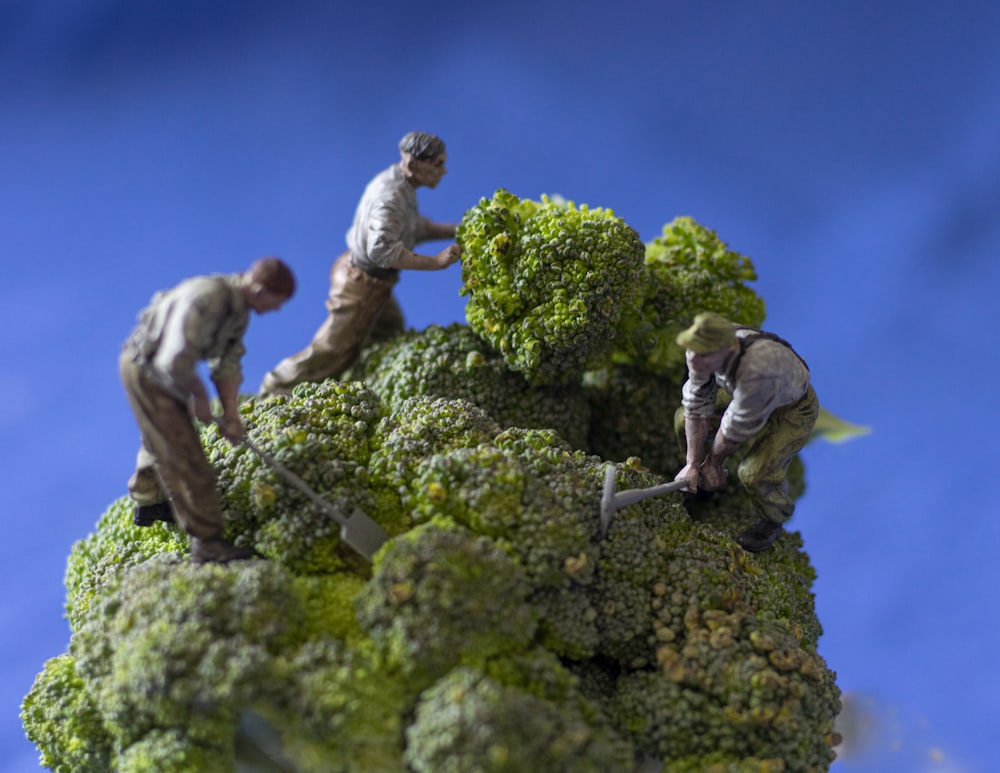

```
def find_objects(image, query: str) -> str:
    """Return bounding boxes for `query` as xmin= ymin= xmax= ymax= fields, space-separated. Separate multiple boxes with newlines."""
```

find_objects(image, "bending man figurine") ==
xmin=674 ymin=312 xmax=818 ymax=552
xmin=259 ymin=130 xmax=461 ymax=395
xmin=120 ymin=257 xmax=296 ymax=563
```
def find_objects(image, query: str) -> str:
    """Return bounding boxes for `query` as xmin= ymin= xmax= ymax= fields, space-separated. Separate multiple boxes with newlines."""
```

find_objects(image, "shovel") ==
xmin=239 ymin=435 xmax=388 ymax=561
xmin=600 ymin=464 xmax=689 ymax=537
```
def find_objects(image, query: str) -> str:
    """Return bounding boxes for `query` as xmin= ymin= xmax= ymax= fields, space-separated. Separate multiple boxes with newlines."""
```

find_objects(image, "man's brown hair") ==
xmin=248 ymin=257 xmax=296 ymax=298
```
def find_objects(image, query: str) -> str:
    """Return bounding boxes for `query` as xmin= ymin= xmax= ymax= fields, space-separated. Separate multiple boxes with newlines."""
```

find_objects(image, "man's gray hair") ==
xmin=399 ymin=131 xmax=446 ymax=160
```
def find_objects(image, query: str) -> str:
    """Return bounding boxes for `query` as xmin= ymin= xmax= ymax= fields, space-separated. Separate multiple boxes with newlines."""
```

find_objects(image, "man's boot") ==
xmin=134 ymin=501 xmax=175 ymax=527
xmin=737 ymin=518 xmax=783 ymax=552
xmin=190 ymin=537 xmax=260 ymax=564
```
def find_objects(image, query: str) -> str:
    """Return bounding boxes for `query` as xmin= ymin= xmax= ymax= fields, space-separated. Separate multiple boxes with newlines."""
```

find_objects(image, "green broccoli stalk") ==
xmin=458 ymin=189 xmax=646 ymax=385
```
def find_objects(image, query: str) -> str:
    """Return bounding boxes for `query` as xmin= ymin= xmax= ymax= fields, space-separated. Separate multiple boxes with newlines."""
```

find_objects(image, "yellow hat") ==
xmin=676 ymin=312 xmax=737 ymax=353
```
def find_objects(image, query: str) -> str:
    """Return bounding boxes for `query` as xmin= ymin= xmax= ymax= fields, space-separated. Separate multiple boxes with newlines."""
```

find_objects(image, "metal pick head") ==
xmin=600 ymin=464 xmax=618 ymax=538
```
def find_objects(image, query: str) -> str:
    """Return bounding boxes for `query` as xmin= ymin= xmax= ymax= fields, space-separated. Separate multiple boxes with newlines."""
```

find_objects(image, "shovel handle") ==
xmin=239 ymin=436 xmax=350 ymax=529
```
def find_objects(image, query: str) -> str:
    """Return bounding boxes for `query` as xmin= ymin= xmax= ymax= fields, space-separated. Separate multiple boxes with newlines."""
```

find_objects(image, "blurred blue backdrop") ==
xmin=2 ymin=1 xmax=998 ymax=771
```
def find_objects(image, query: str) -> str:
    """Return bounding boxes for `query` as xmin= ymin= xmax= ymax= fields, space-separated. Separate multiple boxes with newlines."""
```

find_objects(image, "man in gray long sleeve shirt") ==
xmin=674 ymin=312 xmax=818 ymax=552
xmin=121 ymin=257 xmax=296 ymax=564
xmin=259 ymin=131 xmax=461 ymax=395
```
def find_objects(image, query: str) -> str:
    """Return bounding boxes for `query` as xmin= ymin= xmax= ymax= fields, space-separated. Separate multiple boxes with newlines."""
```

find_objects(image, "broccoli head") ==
xmin=616 ymin=216 xmax=766 ymax=380
xmin=350 ymin=322 xmax=591 ymax=448
xmin=458 ymin=189 xmax=646 ymax=385
xmin=21 ymin=654 xmax=112 ymax=773
xmin=355 ymin=518 xmax=539 ymax=688
xmin=27 ymin=202 xmax=845 ymax=771
xmin=608 ymin=606 xmax=841 ymax=770
xmin=205 ymin=380 xmax=396 ymax=575
xmin=405 ymin=655 xmax=634 ymax=773
xmin=45 ymin=552 xmax=409 ymax=773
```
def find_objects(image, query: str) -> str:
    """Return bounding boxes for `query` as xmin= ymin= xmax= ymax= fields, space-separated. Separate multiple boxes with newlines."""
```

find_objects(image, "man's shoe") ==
xmin=737 ymin=518 xmax=783 ymax=552
xmin=134 ymin=501 xmax=175 ymax=527
xmin=190 ymin=537 xmax=260 ymax=564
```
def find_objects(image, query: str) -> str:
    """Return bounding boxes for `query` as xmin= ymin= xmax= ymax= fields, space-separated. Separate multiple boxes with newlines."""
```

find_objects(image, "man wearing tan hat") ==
xmin=674 ymin=311 xmax=818 ymax=551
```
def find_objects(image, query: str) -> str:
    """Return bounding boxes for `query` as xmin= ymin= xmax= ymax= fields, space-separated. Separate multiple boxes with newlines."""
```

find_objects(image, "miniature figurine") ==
xmin=120 ymin=257 xmax=296 ymax=563
xmin=259 ymin=131 xmax=461 ymax=395
xmin=674 ymin=311 xmax=818 ymax=552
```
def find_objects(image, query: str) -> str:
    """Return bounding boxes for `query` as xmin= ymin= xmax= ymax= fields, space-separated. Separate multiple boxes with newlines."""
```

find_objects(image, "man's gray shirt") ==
xmin=346 ymin=164 xmax=432 ymax=271
xmin=128 ymin=274 xmax=249 ymax=396
xmin=681 ymin=329 xmax=810 ymax=443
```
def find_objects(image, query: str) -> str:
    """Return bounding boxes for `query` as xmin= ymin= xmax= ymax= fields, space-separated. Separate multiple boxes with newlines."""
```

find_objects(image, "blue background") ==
xmin=2 ymin=2 xmax=998 ymax=771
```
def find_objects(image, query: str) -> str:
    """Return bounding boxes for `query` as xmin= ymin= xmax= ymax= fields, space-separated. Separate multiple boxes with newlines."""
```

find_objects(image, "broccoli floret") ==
xmin=582 ymin=473 xmax=840 ymax=771
xmin=409 ymin=433 xmax=602 ymax=588
xmin=369 ymin=394 xmax=503 ymax=520
xmin=64 ymin=497 xmax=188 ymax=631
xmin=409 ymin=430 xmax=608 ymax=659
xmin=350 ymin=322 xmax=592 ymax=448
xmin=609 ymin=608 xmax=840 ymax=770
xmin=65 ymin=557 xmax=297 ymax=769
xmin=261 ymin=638 xmax=409 ymax=772
xmin=59 ymin=553 xmax=409 ymax=773
xmin=21 ymin=654 xmax=112 ymax=773
xmin=458 ymin=189 xmax=646 ymax=385
xmin=405 ymin=655 xmax=634 ymax=773
xmin=616 ymin=216 xmax=766 ymax=380
xmin=206 ymin=380 xmax=396 ymax=575
xmin=355 ymin=518 xmax=538 ymax=688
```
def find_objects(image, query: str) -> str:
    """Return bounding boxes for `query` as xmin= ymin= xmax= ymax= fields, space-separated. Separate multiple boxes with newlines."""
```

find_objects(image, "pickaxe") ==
xmin=600 ymin=464 xmax=689 ymax=537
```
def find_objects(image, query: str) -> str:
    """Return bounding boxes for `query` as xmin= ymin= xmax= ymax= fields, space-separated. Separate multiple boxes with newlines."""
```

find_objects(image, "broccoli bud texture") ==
xmin=23 ymin=205 xmax=843 ymax=772
xmin=458 ymin=189 xmax=646 ymax=385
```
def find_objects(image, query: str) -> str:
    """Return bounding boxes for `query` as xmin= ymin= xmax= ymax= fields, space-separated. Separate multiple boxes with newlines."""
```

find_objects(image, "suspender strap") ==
xmin=732 ymin=327 xmax=810 ymax=372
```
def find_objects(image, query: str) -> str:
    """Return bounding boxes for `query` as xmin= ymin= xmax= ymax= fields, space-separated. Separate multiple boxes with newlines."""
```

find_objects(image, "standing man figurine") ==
xmin=259 ymin=131 xmax=461 ymax=395
xmin=120 ymin=257 xmax=296 ymax=563
xmin=674 ymin=312 xmax=818 ymax=552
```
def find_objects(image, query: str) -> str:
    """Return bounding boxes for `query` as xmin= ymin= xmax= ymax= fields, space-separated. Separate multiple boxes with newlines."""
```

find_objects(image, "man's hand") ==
xmin=675 ymin=463 xmax=700 ymax=493
xmin=191 ymin=393 xmax=214 ymax=424
xmin=434 ymin=243 xmax=462 ymax=269
xmin=217 ymin=413 xmax=245 ymax=444
xmin=391 ymin=244 xmax=463 ymax=271
xmin=698 ymin=458 xmax=727 ymax=492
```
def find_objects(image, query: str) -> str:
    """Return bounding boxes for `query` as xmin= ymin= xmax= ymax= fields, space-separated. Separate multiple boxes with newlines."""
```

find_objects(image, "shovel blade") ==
xmin=340 ymin=508 xmax=389 ymax=561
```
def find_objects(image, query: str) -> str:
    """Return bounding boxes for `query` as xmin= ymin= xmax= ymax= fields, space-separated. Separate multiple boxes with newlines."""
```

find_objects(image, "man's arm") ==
xmin=416 ymin=220 xmax=458 ymax=242
xmin=212 ymin=375 xmax=244 ymax=442
xmin=676 ymin=415 xmax=711 ymax=492
xmin=699 ymin=430 xmax=741 ymax=491
xmin=391 ymin=243 xmax=462 ymax=271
